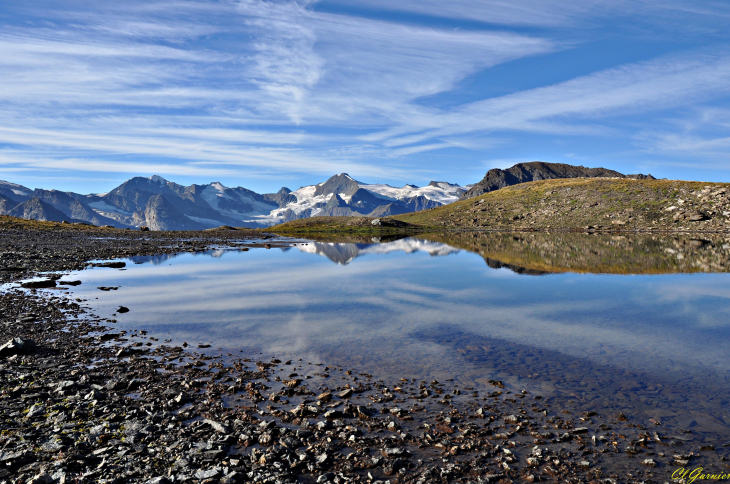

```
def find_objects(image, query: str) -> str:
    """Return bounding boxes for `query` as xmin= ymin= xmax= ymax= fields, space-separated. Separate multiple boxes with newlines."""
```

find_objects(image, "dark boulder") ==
xmin=0 ymin=337 xmax=36 ymax=357
xmin=21 ymin=279 xmax=56 ymax=289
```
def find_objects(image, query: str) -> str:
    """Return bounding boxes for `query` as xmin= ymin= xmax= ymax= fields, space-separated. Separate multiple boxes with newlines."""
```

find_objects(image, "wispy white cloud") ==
xmin=234 ymin=0 xmax=557 ymax=124
xmin=642 ymin=132 xmax=730 ymax=157
xmin=324 ymin=0 xmax=730 ymax=30
xmin=323 ymin=0 xmax=622 ymax=27
xmin=0 ymin=153 xmax=243 ymax=178
xmin=368 ymin=52 xmax=730 ymax=148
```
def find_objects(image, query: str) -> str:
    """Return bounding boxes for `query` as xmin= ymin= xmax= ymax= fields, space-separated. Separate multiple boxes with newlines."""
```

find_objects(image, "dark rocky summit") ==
xmin=262 ymin=187 xmax=297 ymax=208
xmin=461 ymin=161 xmax=655 ymax=199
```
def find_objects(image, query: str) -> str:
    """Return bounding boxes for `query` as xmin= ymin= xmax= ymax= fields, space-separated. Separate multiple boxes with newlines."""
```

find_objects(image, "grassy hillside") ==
xmin=0 ymin=215 xmax=112 ymax=231
xmin=393 ymin=178 xmax=730 ymax=231
xmin=260 ymin=216 xmax=421 ymax=236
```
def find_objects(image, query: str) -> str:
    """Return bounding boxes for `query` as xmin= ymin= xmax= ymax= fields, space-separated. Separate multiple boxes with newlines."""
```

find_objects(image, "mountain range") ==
xmin=0 ymin=162 xmax=654 ymax=230
xmin=0 ymin=174 xmax=467 ymax=230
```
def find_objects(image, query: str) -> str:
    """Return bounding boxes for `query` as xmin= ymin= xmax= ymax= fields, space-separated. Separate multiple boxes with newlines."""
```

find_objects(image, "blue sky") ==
xmin=2 ymin=0 xmax=730 ymax=194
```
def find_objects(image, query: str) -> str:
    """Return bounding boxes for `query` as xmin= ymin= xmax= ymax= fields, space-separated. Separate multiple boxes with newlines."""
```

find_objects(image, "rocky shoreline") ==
xmin=0 ymin=226 xmax=726 ymax=483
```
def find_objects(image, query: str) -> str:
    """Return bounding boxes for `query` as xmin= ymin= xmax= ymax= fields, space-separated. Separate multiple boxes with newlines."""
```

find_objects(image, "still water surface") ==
xmin=63 ymin=234 xmax=730 ymax=441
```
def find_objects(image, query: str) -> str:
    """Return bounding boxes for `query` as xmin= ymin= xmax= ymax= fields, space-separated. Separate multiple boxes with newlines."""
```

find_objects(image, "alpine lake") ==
xmin=43 ymin=231 xmax=730 ymax=448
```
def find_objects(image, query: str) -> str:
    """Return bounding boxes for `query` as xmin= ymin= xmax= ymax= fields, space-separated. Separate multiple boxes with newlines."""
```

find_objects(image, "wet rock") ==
xmin=21 ymin=279 xmax=56 ymax=288
xmin=116 ymin=306 xmax=129 ymax=313
xmin=0 ymin=337 xmax=35 ymax=357
xmin=641 ymin=458 xmax=657 ymax=467
xmin=94 ymin=261 xmax=126 ymax=268
xmin=323 ymin=409 xmax=343 ymax=419
xmin=383 ymin=447 xmax=408 ymax=457
xmin=283 ymin=378 xmax=302 ymax=388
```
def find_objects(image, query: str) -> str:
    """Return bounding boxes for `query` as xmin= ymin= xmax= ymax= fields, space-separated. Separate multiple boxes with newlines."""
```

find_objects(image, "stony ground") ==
xmin=0 ymin=223 xmax=726 ymax=483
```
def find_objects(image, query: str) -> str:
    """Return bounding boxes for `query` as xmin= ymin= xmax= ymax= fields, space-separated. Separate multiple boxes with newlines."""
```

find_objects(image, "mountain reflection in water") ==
xmin=296 ymin=231 xmax=730 ymax=274
xmin=65 ymin=232 xmax=730 ymax=441
xmin=426 ymin=231 xmax=730 ymax=274
xmin=127 ymin=232 xmax=730 ymax=274
xmin=295 ymin=238 xmax=460 ymax=265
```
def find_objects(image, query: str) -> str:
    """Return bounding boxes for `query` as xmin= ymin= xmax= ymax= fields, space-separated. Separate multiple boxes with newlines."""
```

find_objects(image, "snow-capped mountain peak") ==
xmin=210 ymin=182 xmax=226 ymax=193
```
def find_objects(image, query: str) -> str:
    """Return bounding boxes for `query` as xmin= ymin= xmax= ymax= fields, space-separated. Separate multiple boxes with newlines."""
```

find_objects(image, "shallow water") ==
xmin=59 ymin=234 xmax=730 ymax=443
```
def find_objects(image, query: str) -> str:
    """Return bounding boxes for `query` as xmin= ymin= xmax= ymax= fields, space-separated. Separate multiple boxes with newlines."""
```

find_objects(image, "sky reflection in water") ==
xmin=64 ymin=236 xmax=730 ymax=437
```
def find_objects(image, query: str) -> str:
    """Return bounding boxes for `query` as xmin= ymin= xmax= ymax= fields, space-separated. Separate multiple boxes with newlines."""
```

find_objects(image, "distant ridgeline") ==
xmin=0 ymin=162 xmax=654 ymax=231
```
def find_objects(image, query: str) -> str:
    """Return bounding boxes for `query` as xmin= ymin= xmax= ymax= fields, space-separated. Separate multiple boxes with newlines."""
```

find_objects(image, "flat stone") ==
xmin=144 ymin=477 xmax=170 ymax=484
xmin=202 ymin=419 xmax=229 ymax=433
xmin=26 ymin=403 xmax=45 ymax=418
xmin=194 ymin=468 xmax=222 ymax=480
